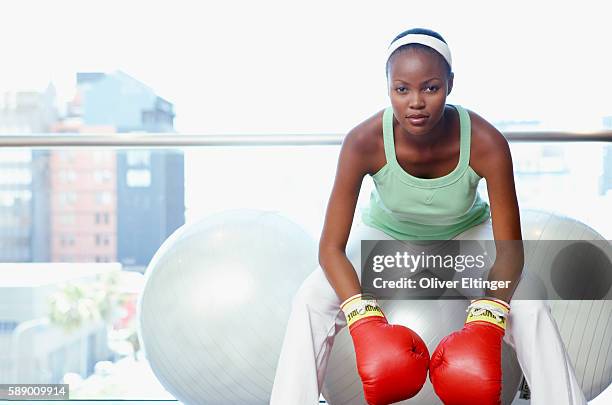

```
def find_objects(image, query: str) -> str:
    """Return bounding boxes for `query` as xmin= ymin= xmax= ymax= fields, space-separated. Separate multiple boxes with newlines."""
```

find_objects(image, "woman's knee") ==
xmin=510 ymin=299 xmax=550 ymax=317
xmin=292 ymin=279 xmax=317 ymax=307
xmin=506 ymin=301 xmax=554 ymax=345
xmin=292 ymin=266 xmax=339 ymax=308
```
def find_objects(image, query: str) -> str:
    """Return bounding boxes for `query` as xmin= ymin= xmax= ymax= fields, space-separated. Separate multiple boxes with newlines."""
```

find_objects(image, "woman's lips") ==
xmin=407 ymin=115 xmax=428 ymax=126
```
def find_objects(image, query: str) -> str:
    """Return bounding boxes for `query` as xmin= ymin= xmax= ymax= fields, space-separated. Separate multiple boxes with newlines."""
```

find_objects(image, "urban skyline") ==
xmin=0 ymin=71 xmax=185 ymax=269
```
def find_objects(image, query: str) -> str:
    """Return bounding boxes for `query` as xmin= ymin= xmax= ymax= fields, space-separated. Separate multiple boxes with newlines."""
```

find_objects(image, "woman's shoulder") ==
xmin=465 ymin=108 xmax=509 ymax=154
xmin=464 ymin=108 xmax=512 ymax=177
xmin=343 ymin=108 xmax=386 ymax=154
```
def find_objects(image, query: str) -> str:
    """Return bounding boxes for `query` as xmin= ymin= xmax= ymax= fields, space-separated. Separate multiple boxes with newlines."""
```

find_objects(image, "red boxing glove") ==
xmin=429 ymin=298 xmax=510 ymax=405
xmin=341 ymin=294 xmax=430 ymax=405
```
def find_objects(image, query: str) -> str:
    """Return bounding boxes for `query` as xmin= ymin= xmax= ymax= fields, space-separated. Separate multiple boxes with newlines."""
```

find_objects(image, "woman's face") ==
xmin=387 ymin=48 xmax=453 ymax=137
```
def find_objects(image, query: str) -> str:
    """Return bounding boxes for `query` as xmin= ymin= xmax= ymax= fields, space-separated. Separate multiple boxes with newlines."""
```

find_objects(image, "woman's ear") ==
xmin=447 ymin=72 xmax=454 ymax=96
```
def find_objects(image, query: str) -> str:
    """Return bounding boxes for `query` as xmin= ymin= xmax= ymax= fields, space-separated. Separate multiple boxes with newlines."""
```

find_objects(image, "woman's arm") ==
xmin=319 ymin=125 xmax=378 ymax=303
xmin=470 ymin=112 xmax=524 ymax=302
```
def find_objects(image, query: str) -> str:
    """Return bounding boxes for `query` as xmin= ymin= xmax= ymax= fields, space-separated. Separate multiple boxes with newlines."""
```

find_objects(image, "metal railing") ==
xmin=0 ymin=130 xmax=610 ymax=147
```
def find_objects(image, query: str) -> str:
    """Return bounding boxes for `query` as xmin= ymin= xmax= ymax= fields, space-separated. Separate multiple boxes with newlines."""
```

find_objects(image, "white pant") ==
xmin=270 ymin=221 xmax=587 ymax=405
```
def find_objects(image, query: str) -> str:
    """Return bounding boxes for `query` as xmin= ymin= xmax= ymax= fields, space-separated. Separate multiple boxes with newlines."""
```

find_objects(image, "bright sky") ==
xmin=1 ymin=0 xmax=611 ymax=133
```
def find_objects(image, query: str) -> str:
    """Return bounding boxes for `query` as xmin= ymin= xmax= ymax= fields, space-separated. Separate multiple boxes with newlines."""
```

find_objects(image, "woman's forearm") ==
xmin=319 ymin=248 xmax=362 ymax=303
xmin=486 ymin=241 xmax=525 ymax=302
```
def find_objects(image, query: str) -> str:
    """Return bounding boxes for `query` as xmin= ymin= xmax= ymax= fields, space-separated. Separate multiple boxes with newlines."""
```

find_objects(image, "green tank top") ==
xmin=361 ymin=104 xmax=490 ymax=240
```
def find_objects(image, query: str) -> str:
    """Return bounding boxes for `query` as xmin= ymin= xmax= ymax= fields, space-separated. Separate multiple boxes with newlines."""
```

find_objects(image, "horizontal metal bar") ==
xmin=0 ymin=131 xmax=610 ymax=147
xmin=0 ymin=134 xmax=342 ymax=147
xmin=504 ymin=131 xmax=612 ymax=142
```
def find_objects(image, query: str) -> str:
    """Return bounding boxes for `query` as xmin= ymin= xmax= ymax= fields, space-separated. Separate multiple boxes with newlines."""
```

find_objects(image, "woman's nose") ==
xmin=408 ymin=93 xmax=425 ymax=109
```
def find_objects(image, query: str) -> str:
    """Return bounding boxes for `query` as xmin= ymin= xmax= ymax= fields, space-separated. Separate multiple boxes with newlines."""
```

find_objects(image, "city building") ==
xmin=601 ymin=116 xmax=612 ymax=195
xmin=75 ymin=71 xmax=184 ymax=270
xmin=0 ymin=85 xmax=58 ymax=262
xmin=48 ymin=119 xmax=117 ymax=263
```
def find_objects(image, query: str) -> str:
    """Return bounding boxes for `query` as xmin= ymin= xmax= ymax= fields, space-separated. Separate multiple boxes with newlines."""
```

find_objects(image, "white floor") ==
xmin=1 ymin=383 xmax=609 ymax=404
xmin=508 ymin=382 xmax=612 ymax=404
xmin=588 ymin=383 xmax=612 ymax=404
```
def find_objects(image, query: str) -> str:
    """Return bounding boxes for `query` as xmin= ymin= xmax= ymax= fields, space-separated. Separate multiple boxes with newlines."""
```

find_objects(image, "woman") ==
xmin=270 ymin=28 xmax=586 ymax=405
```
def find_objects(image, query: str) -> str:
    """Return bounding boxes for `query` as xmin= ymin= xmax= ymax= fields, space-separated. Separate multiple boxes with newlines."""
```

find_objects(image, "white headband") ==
xmin=386 ymin=34 xmax=452 ymax=68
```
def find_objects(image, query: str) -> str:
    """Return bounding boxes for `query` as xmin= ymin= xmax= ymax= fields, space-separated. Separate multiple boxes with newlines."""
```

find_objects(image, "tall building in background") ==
xmin=601 ymin=116 xmax=612 ymax=195
xmin=77 ymin=71 xmax=174 ymax=133
xmin=76 ymin=71 xmax=184 ymax=270
xmin=0 ymin=85 xmax=58 ymax=262
xmin=48 ymin=120 xmax=117 ymax=263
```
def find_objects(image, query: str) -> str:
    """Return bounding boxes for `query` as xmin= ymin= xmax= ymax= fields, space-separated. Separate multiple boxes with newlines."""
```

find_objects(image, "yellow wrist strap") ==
xmin=465 ymin=298 xmax=510 ymax=330
xmin=341 ymin=294 xmax=385 ymax=327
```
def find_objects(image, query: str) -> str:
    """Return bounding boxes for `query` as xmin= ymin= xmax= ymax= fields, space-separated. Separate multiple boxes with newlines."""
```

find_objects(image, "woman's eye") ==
xmin=396 ymin=86 xmax=407 ymax=93
xmin=424 ymin=86 xmax=439 ymax=93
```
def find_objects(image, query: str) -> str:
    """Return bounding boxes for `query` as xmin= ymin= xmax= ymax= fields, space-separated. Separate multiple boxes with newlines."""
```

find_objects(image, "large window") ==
xmin=0 ymin=1 xmax=610 ymax=403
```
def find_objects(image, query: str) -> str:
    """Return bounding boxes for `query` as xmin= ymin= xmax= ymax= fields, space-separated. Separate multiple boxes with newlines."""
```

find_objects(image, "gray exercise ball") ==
xmin=322 ymin=299 xmax=522 ymax=405
xmin=519 ymin=210 xmax=612 ymax=401
xmin=138 ymin=210 xmax=317 ymax=405
xmin=322 ymin=210 xmax=611 ymax=403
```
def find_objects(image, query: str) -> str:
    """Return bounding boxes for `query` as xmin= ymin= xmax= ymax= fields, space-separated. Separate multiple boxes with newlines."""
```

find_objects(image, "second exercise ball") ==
xmin=519 ymin=210 xmax=612 ymax=400
xmin=138 ymin=210 xmax=317 ymax=405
